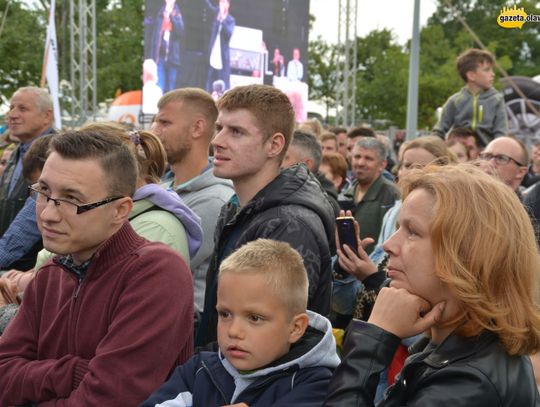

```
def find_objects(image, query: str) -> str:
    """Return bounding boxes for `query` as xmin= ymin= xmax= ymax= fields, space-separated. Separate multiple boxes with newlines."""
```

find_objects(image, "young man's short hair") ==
xmin=158 ymin=88 xmax=218 ymax=139
xmin=456 ymin=48 xmax=495 ymax=82
xmin=347 ymin=126 xmax=375 ymax=139
xmin=320 ymin=132 xmax=338 ymax=144
xmin=218 ymin=239 xmax=308 ymax=316
xmin=50 ymin=130 xmax=138 ymax=198
xmin=329 ymin=127 xmax=347 ymax=136
xmin=291 ymin=130 xmax=322 ymax=171
xmin=216 ymin=84 xmax=295 ymax=160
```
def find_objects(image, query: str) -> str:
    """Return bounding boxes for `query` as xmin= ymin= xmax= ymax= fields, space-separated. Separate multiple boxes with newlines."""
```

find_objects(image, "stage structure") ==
xmin=336 ymin=0 xmax=357 ymax=128
xmin=69 ymin=0 xmax=97 ymax=127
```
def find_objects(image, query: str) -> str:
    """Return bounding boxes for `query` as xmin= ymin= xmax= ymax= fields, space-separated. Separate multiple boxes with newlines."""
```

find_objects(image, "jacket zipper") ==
xmin=472 ymin=94 xmax=478 ymax=130
xmin=202 ymin=361 xmax=229 ymax=403
xmin=73 ymin=277 xmax=83 ymax=298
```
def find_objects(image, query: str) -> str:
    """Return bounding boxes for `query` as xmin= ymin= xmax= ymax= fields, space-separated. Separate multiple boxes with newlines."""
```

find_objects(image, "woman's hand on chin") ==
xmin=368 ymin=287 xmax=446 ymax=338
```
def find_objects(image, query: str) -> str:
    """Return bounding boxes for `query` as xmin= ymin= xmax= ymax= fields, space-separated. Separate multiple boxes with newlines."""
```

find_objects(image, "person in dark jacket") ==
xmin=142 ymin=239 xmax=340 ymax=406
xmin=151 ymin=0 xmax=184 ymax=92
xmin=196 ymin=84 xmax=335 ymax=347
xmin=324 ymin=164 xmax=540 ymax=406
xmin=524 ymin=181 xmax=540 ymax=246
xmin=338 ymin=137 xmax=399 ymax=255
xmin=282 ymin=129 xmax=340 ymax=217
xmin=205 ymin=0 xmax=235 ymax=92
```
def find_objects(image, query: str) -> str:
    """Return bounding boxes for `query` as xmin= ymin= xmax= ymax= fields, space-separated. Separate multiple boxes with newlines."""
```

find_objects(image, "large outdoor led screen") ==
xmin=143 ymin=0 xmax=310 ymax=121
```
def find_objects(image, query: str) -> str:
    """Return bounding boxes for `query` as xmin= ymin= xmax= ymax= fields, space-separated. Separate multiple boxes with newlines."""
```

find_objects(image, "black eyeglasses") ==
xmin=28 ymin=184 xmax=124 ymax=215
xmin=478 ymin=152 xmax=524 ymax=167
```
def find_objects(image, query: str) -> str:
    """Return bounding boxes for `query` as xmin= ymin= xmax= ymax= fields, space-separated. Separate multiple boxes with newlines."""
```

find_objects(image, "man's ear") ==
xmin=288 ymin=312 xmax=309 ymax=344
xmin=43 ymin=109 xmax=53 ymax=127
xmin=305 ymin=158 xmax=315 ymax=173
xmin=517 ymin=165 xmax=528 ymax=182
xmin=267 ymin=132 xmax=286 ymax=159
xmin=113 ymin=197 xmax=133 ymax=225
xmin=379 ymin=159 xmax=388 ymax=172
xmin=191 ymin=117 xmax=206 ymax=140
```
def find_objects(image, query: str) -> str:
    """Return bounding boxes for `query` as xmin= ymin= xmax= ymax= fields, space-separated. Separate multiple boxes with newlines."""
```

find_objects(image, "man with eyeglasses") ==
xmin=0 ymin=130 xmax=194 ymax=406
xmin=478 ymin=136 xmax=529 ymax=196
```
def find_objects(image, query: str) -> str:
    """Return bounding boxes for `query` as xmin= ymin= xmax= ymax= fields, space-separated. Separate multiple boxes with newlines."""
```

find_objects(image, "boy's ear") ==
xmin=288 ymin=312 xmax=309 ymax=344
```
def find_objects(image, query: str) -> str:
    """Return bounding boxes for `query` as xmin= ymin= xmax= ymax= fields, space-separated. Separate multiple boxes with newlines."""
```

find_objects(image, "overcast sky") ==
xmin=309 ymin=0 xmax=438 ymax=45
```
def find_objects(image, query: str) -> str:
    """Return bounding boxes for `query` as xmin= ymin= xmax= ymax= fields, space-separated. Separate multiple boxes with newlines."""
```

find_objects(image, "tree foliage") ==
xmin=0 ymin=1 xmax=45 ymax=99
xmin=2 ymin=0 xmax=538 ymax=130
xmin=307 ymin=0 xmax=539 ymax=129
xmin=307 ymin=35 xmax=339 ymax=121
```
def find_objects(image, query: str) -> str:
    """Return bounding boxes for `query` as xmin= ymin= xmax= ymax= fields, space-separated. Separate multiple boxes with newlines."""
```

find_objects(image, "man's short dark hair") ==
xmin=50 ymin=130 xmax=138 ymax=197
xmin=347 ymin=126 xmax=375 ymax=139
xmin=448 ymin=127 xmax=479 ymax=146
xmin=456 ymin=48 xmax=495 ymax=82
xmin=291 ymin=130 xmax=322 ymax=171
xmin=329 ymin=127 xmax=347 ymax=135
xmin=23 ymin=134 xmax=55 ymax=181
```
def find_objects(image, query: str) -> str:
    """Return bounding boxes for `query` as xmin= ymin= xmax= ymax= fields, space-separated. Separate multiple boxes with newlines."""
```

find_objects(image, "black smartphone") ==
xmin=336 ymin=216 xmax=358 ymax=253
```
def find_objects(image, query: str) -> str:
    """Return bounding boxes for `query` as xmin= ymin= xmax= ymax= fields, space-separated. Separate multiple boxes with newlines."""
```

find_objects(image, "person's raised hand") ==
xmin=335 ymin=210 xmax=376 ymax=281
xmin=367 ymin=287 xmax=445 ymax=338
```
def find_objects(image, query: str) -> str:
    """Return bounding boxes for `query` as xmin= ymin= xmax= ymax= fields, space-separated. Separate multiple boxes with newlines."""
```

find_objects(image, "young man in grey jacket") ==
xmin=153 ymin=88 xmax=234 ymax=315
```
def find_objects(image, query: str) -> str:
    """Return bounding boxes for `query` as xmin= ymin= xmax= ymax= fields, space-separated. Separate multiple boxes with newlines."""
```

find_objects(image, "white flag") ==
xmin=43 ymin=0 xmax=61 ymax=129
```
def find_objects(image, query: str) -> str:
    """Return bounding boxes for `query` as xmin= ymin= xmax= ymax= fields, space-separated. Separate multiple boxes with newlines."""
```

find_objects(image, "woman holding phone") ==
xmin=325 ymin=164 xmax=540 ymax=406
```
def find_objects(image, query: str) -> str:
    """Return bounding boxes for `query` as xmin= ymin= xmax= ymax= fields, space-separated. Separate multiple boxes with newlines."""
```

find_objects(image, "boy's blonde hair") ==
xmin=218 ymin=239 xmax=308 ymax=316
xmin=401 ymin=164 xmax=540 ymax=356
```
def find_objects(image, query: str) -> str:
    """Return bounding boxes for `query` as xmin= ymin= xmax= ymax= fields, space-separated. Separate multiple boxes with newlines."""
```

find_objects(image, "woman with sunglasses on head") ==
xmin=325 ymin=164 xmax=540 ymax=406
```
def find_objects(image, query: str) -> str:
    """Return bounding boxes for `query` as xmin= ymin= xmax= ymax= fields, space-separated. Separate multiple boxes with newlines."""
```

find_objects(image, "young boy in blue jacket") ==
xmin=140 ymin=239 xmax=340 ymax=407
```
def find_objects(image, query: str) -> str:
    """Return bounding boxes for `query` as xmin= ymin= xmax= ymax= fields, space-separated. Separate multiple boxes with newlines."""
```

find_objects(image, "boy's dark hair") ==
xmin=347 ymin=126 xmax=375 ymax=139
xmin=456 ymin=49 xmax=495 ymax=82
xmin=50 ymin=130 xmax=138 ymax=197
xmin=23 ymin=134 xmax=55 ymax=181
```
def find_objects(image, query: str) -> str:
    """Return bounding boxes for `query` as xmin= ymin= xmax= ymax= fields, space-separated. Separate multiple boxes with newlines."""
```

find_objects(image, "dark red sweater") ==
xmin=0 ymin=222 xmax=193 ymax=406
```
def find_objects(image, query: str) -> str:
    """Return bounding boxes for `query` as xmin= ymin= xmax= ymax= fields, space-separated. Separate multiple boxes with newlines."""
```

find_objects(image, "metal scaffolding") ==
xmin=336 ymin=0 xmax=358 ymax=128
xmin=69 ymin=0 xmax=97 ymax=127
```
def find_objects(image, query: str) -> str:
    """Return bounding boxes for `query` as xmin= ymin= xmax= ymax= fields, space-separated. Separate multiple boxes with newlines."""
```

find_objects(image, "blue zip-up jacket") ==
xmin=140 ymin=312 xmax=340 ymax=407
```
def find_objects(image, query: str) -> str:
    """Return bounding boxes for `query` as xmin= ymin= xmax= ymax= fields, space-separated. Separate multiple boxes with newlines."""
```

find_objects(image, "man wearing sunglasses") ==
xmin=478 ymin=136 xmax=529 ymax=195
xmin=0 ymin=130 xmax=193 ymax=406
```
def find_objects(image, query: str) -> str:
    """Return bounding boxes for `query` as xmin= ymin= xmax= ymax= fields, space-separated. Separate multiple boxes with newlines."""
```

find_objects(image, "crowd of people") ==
xmin=0 ymin=47 xmax=539 ymax=406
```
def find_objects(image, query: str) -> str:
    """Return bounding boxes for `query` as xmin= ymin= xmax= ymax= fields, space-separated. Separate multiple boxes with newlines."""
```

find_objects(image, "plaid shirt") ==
xmin=0 ymin=198 xmax=40 ymax=270
xmin=57 ymin=255 xmax=92 ymax=281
